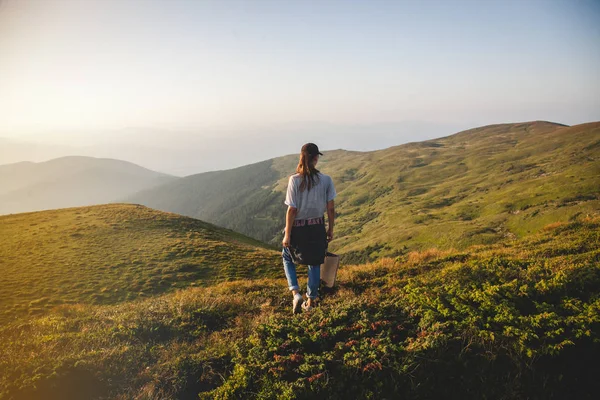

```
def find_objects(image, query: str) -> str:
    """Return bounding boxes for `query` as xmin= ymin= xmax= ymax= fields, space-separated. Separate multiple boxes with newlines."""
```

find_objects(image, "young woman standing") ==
xmin=282 ymin=143 xmax=336 ymax=314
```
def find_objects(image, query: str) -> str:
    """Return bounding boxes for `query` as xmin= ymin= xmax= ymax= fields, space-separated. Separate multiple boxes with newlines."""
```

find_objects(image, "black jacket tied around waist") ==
xmin=289 ymin=218 xmax=327 ymax=265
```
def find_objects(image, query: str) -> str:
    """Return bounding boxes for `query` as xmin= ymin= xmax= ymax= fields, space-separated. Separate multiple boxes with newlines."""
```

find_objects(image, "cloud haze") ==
xmin=0 ymin=0 xmax=598 ymax=172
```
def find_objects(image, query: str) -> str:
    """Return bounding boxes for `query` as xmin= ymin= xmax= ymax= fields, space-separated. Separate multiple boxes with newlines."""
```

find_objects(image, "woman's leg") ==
xmin=282 ymin=247 xmax=300 ymax=293
xmin=306 ymin=264 xmax=321 ymax=304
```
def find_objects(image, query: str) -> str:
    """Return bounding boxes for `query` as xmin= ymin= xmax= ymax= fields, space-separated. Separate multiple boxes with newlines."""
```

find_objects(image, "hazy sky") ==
xmin=0 ymin=0 xmax=599 ymax=173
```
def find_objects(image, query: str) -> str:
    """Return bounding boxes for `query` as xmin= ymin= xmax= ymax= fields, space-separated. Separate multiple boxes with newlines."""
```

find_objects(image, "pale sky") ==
xmin=0 ymin=0 xmax=599 ymax=173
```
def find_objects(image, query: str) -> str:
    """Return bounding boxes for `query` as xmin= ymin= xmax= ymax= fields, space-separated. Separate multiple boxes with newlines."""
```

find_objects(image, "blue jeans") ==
xmin=282 ymin=246 xmax=321 ymax=299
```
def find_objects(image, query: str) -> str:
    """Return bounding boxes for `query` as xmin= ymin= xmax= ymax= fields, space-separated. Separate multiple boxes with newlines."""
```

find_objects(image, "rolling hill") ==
xmin=2 ymin=213 xmax=598 ymax=399
xmin=0 ymin=156 xmax=178 ymax=215
xmin=0 ymin=204 xmax=280 ymax=325
xmin=124 ymin=121 xmax=600 ymax=262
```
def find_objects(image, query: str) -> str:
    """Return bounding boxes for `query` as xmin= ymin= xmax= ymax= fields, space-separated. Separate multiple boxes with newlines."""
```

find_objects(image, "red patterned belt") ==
xmin=293 ymin=217 xmax=324 ymax=227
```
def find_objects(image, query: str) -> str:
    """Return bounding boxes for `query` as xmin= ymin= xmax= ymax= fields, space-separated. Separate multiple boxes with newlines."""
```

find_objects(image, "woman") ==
xmin=282 ymin=142 xmax=336 ymax=314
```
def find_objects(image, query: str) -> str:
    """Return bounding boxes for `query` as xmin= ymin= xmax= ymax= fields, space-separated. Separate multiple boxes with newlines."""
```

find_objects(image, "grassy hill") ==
xmin=1 ymin=213 xmax=598 ymax=399
xmin=0 ymin=204 xmax=280 ymax=325
xmin=124 ymin=121 xmax=600 ymax=262
xmin=0 ymin=156 xmax=177 ymax=215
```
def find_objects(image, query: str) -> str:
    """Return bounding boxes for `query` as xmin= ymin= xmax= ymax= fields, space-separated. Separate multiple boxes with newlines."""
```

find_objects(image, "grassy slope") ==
xmin=0 ymin=204 xmax=280 ymax=325
xmin=0 ymin=156 xmax=177 ymax=215
xmin=125 ymin=121 xmax=600 ymax=262
xmin=1 ymin=214 xmax=598 ymax=399
xmin=121 ymin=159 xmax=284 ymax=242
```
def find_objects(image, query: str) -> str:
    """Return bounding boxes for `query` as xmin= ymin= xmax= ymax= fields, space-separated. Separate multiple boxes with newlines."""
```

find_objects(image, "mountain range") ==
xmin=0 ymin=156 xmax=176 ymax=215
xmin=2 ymin=121 xmax=599 ymax=262
xmin=1 ymin=120 xmax=599 ymax=398
xmin=124 ymin=121 xmax=600 ymax=262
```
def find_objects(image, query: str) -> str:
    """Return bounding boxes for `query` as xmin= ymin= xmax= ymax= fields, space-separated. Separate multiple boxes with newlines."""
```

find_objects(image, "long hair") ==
xmin=296 ymin=151 xmax=320 ymax=192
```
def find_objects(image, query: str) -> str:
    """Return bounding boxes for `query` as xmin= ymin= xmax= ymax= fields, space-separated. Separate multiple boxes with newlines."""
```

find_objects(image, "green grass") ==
xmin=2 ymin=121 xmax=599 ymax=398
xmin=1 ymin=213 xmax=598 ymax=399
xmin=0 ymin=204 xmax=280 ymax=325
xmin=125 ymin=121 xmax=600 ymax=262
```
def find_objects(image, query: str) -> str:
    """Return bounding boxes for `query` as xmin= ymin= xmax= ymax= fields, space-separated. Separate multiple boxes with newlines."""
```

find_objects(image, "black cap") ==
xmin=301 ymin=143 xmax=323 ymax=156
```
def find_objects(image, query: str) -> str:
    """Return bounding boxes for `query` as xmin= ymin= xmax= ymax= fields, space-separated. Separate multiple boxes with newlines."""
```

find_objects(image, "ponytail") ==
xmin=296 ymin=152 xmax=320 ymax=192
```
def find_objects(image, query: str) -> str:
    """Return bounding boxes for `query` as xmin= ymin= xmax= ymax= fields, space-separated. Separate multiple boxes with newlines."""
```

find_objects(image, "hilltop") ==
xmin=0 ymin=156 xmax=177 ymax=215
xmin=1 ymin=214 xmax=598 ymax=399
xmin=0 ymin=204 xmax=280 ymax=325
xmin=124 ymin=121 xmax=600 ymax=262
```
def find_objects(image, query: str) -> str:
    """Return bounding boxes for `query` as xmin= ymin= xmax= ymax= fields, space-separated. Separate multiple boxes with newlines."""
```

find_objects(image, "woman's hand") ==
xmin=327 ymin=229 xmax=334 ymax=242
xmin=282 ymin=234 xmax=291 ymax=248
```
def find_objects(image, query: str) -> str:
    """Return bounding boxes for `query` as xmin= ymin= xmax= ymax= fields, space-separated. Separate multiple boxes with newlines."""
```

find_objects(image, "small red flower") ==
xmin=307 ymin=372 xmax=325 ymax=383
xmin=350 ymin=323 xmax=363 ymax=331
xmin=362 ymin=361 xmax=383 ymax=372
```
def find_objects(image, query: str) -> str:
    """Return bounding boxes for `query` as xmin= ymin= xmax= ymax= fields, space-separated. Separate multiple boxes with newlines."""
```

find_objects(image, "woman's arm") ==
xmin=326 ymin=200 xmax=335 ymax=242
xmin=283 ymin=176 xmax=298 ymax=247
xmin=326 ymin=176 xmax=336 ymax=242
xmin=282 ymin=206 xmax=297 ymax=247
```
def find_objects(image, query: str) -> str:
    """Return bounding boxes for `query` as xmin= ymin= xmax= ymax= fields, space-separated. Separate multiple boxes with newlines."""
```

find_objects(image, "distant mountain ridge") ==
xmin=0 ymin=156 xmax=177 ymax=215
xmin=124 ymin=121 xmax=600 ymax=261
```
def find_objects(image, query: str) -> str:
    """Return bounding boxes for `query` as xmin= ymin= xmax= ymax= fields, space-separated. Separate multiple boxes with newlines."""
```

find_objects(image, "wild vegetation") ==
xmin=0 ymin=204 xmax=280 ymax=325
xmin=1 ymin=213 xmax=598 ymax=399
xmin=2 ymin=121 xmax=599 ymax=399
xmin=125 ymin=121 xmax=600 ymax=263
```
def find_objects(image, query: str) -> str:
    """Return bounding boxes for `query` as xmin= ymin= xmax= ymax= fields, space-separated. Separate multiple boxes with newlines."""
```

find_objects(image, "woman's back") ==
xmin=285 ymin=172 xmax=336 ymax=220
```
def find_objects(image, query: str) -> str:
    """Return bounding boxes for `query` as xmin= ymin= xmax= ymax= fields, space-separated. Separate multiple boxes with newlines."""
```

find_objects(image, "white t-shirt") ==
xmin=284 ymin=172 xmax=337 ymax=220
